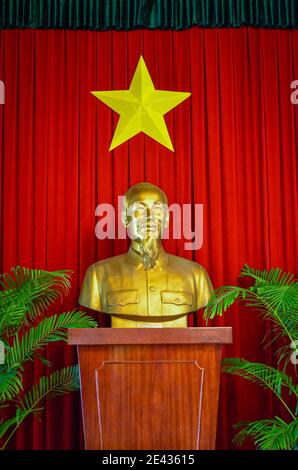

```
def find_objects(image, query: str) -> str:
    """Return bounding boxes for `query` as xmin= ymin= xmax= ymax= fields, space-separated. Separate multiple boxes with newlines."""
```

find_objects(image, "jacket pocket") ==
xmin=161 ymin=290 xmax=193 ymax=307
xmin=107 ymin=289 xmax=140 ymax=307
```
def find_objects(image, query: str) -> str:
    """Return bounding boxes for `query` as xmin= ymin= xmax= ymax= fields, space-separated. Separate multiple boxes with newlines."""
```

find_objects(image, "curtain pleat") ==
xmin=0 ymin=0 xmax=298 ymax=30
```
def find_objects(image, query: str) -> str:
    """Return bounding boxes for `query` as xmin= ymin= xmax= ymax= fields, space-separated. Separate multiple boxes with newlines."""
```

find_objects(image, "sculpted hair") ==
xmin=124 ymin=182 xmax=168 ymax=207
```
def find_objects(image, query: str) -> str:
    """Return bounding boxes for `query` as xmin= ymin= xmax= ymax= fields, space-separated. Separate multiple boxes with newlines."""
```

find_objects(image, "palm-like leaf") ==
xmin=0 ymin=267 xmax=71 ymax=294
xmin=203 ymin=286 xmax=248 ymax=321
xmin=257 ymin=284 xmax=298 ymax=314
xmin=5 ymin=310 xmax=97 ymax=370
xmin=233 ymin=417 xmax=298 ymax=450
xmin=240 ymin=265 xmax=295 ymax=287
xmin=0 ymin=416 xmax=19 ymax=440
xmin=0 ymin=267 xmax=72 ymax=333
xmin=205 ymin=265 xmax=298 ymax=450
xmin=0 ymin=368 xmax=23 ymax=401
xmin=19 ymin=365 xmax=80 ymax=409
xmin=0 ymin=299 xmax=29 ymax=335
xmin=263 ymin=318 xmax=298 ymax=369
xmin=1 ymin=365 xmax=80 ymax=449
xmin=205 ymin=264 xmax=298 ymax=367
xmin=0 ymin=266 xmax=97 ymax=449
xmin=222 ymin=358 xmax=297 ymax=397
xmin=241 ymin=265 xmax=298 ymax=340
xmin=222 ymin=358 xmax=297 ymax=420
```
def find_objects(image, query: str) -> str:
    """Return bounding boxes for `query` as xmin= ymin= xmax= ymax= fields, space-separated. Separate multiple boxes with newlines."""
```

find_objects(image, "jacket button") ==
xmin=175 ymin=298 xmax=181 ymax=304
xmin=120 ymin=298 xmax=126 ymax=304
xmin=149 ymin=286 xmax=156 ymax=292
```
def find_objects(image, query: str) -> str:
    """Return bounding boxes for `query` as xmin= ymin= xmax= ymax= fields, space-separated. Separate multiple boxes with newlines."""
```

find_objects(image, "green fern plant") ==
xmin=0 ymin=266 xmax=97 ymax=449
xmin=204 ymin=264 xmax=298 ymax=450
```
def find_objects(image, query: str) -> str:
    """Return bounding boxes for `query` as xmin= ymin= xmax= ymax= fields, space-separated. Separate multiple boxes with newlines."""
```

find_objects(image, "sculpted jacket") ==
xmin=79 ymin=247 xmax=214 ymax=327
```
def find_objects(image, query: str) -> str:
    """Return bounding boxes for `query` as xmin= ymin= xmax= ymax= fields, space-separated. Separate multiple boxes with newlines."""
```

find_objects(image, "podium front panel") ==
xmin=96 ymin=360 xmax=204 ymax=449
xmin=77 ymin=342 xmax=223 ymax=449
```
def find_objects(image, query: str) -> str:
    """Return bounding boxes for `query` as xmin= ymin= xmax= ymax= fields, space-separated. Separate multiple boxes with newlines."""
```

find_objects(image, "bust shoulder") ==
xmin=90 ymin=253 xmax=127 ymax=271
xmin=167 ymin=253 xmax=208 ymax=276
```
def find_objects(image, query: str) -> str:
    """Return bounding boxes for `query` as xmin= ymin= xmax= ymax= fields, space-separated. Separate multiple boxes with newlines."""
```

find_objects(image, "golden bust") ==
xmin=79 ymin=182 xmax=213 ymax=327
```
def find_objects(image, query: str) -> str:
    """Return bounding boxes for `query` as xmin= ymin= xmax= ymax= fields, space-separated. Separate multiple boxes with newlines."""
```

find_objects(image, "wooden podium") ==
xmin=68 ymin=327 xmax=232 ymax=450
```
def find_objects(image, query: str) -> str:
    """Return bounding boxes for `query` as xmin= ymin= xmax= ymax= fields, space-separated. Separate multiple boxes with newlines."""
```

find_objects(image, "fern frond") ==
xmin=257 ymin=284 xmax=298 ymax=316
xmin=0 ymin=416 xmax=19 ymax=439
xmin=5 ymin=310 xmax=97 ymax=369
xmin=275 ymin=343 xmax=298 ymax=371
xmin=0 ymin=267 xmax=71 ymax=293
xmin=222 ymin=358 xmax=297 ymax=402
xmin=0 ymin=365 xmax=80 ymax=449
xmin=240 ymin=265 xmax=295 ymax=287
xmin=203 ymin=286 xmax=248 ymax=321
xmin=19 ymin=365 xmax=80 ymax=412
xmin=260 ymin=315 xmax=298 ymax=368
xmin=233 ymin=417 xmax=298 ymax=450
xmin=0 ymin=299 xmax=29 ymax=334
xmin=0 ymin=369 xmax=23 ymax=401
xmin=0 ymin=268 xmax=72 ymax=333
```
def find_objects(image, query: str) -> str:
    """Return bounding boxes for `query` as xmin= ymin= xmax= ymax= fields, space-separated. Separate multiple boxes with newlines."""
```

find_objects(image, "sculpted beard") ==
xmin=139 ymin=236 xmax=161 ymax=271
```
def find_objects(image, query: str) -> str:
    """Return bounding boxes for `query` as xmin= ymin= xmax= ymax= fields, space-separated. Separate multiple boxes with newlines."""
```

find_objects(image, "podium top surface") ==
xmin=68 ymin=327 xmax=232 ymax=345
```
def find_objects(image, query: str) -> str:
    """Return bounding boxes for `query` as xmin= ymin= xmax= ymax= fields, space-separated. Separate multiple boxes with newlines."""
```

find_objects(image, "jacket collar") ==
xmin=126 ymin=245 xmax=169 ymax=271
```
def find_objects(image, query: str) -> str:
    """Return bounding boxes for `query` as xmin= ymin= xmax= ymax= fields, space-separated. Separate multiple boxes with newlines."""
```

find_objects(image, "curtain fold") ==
xmin=0 ymin=27 xmax=298 ymax=449
xmin=0 ymin=0 xmax=298 ymax=30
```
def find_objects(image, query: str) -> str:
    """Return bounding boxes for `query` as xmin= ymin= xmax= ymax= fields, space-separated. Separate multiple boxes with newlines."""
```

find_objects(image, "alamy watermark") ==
xmin=290 ymin=340 xmax=298 ymax=365
xmin=95 ymin=196 xmax=204 ymax=250
xmin=0 ymin=80 xmax=4 ymax=104
xmin=0 ymin=340 xmax=4 ymax=364
xmin=290 ymin=80 xmax=298 ymax=104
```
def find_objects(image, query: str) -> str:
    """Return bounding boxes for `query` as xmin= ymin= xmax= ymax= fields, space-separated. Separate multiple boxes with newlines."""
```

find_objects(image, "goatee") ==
xmin=139 ymin=237 xmax=161 ymax=271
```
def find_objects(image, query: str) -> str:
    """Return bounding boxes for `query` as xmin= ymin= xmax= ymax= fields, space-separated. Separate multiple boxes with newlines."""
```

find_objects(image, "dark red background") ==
xmin=0 ymin=27 xmax=297 ymax=449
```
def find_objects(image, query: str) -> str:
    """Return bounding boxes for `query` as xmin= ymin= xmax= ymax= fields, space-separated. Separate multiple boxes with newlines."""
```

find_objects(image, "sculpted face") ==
xmin=124 ymin=183 xmax=169 ymax=241
xmin=122 ymin=183 xmax=169 ymax=270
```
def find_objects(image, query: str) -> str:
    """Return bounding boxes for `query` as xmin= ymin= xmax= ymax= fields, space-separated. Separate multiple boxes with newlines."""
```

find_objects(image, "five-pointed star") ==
xmin=91 ymin=56 xmax=190 ymax=151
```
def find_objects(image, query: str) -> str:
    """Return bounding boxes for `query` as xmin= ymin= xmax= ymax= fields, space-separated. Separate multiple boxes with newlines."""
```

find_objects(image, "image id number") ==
xmin=146 ymin=454 xmax=195 ymax=465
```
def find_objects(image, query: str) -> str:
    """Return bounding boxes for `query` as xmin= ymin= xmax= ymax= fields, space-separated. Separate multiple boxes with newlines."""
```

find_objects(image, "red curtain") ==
xmin=0 ymin=27 xmax=298 ymax=450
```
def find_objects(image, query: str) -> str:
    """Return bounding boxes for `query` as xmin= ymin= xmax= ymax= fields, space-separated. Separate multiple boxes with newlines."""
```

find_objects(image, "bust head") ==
xmin=122 ymin=182 xmax=169 ymax=270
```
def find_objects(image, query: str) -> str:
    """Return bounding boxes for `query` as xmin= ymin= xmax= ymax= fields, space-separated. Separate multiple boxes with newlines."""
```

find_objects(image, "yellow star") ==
xmin=91 ymin=56 xmax=190 ymax=151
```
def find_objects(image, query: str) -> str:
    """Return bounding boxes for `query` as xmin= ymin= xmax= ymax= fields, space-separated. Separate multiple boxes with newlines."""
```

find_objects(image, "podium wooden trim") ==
xmin=69 ymin=327 xmax=232 ymax=450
